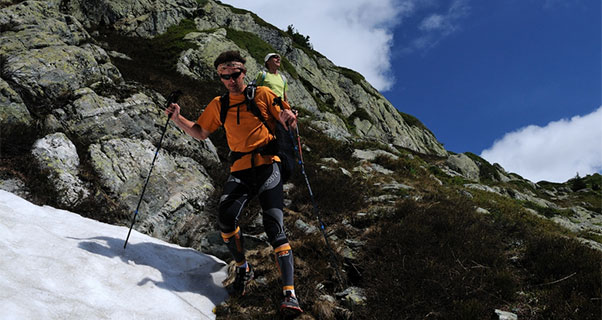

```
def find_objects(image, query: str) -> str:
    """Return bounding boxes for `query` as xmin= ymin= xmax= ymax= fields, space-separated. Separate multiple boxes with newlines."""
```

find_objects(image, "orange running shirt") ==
xmin=196 ymin=86 xmax=290 ymax=172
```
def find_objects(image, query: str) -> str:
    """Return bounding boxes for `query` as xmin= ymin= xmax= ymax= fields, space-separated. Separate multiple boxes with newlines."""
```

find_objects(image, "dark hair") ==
xmin=213 ymin=50 xmax=246 ymax=69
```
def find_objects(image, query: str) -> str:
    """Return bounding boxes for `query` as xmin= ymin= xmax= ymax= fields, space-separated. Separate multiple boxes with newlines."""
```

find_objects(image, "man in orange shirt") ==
xmin=165 ymin=51 xmax=302 ymax=315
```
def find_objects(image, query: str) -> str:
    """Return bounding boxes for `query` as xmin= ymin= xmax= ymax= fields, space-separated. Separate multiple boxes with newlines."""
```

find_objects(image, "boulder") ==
xmin=89 ymin=138 xmax=215 ymax=240
xmin=31 ymin=133 xmax=90 ymax=207
xmin=446 ymin=153 xmax=480 ymax=182
xmin=336 ymin=286 xmax=367 ymax=309
xmin=352 ymin=149 xmax=399 ymax=162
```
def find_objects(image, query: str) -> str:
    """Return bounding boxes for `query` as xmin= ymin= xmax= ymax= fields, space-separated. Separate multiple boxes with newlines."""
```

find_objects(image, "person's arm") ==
xmin=165 ymin=103 xmax=211 ymax=140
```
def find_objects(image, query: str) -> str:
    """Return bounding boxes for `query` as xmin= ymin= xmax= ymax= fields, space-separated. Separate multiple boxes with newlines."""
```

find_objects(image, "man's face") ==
xmin=219 ymin=67 xmax=246 ymax=94
xmin=267 ymin=55 xmax=281 ymax=69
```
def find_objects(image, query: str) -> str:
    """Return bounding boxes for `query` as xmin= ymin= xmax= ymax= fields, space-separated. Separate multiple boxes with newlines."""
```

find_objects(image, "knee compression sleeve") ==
xmin=221 ymin=226 xmax=245 ymax=264
xmin=274 ymin=243 xmax=295 ymax=288
xmin=263 ymin=208 xmax=288 ymax=247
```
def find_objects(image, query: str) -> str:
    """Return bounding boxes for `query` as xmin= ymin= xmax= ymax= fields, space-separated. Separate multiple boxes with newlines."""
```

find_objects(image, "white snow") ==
xmin=0 ymin=190 xmax=228 ymax=320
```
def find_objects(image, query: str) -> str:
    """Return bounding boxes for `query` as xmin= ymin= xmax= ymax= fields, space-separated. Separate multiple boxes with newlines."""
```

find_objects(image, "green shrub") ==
xmin=286 ymin=24 xmax=312 ymax=51
xmin=337 ymin=67 xmax=365 ymax=85
xmin=569 ymin=173 xmax=587 ymax=191
xmin=356 ymin=197 xmax=517 ymax=319
xmin=336 ymin=66 xmax=382 ymax=97
xmin=397 ymin=110 xmax=430 ymax=132
xmin=464 ymin=152 xmax=502 ymax=182
xmin=523 ymin=201 xmax=574 ymax=218
xmin=149 ymin=19 xmax=199 ymax=70
xmin=522 ymin=233 xmax=601 ymax=319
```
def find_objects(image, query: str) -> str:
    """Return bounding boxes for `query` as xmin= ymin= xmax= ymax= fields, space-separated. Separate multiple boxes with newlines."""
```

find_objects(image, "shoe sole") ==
xmin=280 ymin=305 xmax=303 ymax=316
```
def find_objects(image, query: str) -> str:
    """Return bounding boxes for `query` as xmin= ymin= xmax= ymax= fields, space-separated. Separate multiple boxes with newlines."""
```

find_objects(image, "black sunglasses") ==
xmin=219 ymin=70 xmax=243 ymax=80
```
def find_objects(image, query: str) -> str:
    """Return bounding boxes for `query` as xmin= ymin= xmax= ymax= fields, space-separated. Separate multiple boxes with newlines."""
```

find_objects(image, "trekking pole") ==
xmin=124 ymin=91 xmax=182 ymax=249
xmin=289 ymin=116 xmax=346 ymax=289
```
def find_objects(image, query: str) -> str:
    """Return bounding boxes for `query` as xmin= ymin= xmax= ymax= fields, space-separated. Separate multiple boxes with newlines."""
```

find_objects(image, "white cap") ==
xmin=264 ymin=53 xmax=280 ymax=63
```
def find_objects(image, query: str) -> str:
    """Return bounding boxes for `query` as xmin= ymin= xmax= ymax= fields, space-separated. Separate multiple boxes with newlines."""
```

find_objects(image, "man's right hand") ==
xmin=166 ymin=103 xmax=180 ymax=121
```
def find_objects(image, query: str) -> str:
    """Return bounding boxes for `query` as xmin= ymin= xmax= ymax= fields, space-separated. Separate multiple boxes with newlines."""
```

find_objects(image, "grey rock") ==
xmin=495 ymin=309 xmax=518 ymax=320
xmin=88 ymin=138 xmax=215 ymax=240
xmin=295 ymin=219 xmax=317 ymax=234
xmin=353 ymin=162 xmax=393 ymax=176
xmin=31 ymin=133 xmax=90 ymax=207
xmin=320 ymin=157 xmax=339 ymax=164
xmin=0 ymin=177 xmax=29 ymax=199
xmin=62 ymin=88 xmax=220 ymax=167
xmin=430 ymin=174 xmax=443 ymax=185
xmin=367 ymin=194 xmax=398 ymax=204
xmin=0 ymin=1 xmax=90 ymax=54
xmin=0 ymin=78 xmax=33 ymax=139
xmin=446 ymin=153 xmax=480 ymax=181
xmin=336 ymin=286 xmax=367 ymax=308
xmin=509 ymin=189 xmax=556 ymax=209
xmin=380 ymin=182 xmax=413 ymax=192
xmin=476 ymin=207 xmax=490 ymax=215
xmin=464 ymin=183 xmax=502 ymax=195
xmin=352 ymin=149 xmax=399 ymax=162
xmin=65 ymin=0 xmax=199 ymax=37
xmin=5 ymin=44 xmax=121 ymax=109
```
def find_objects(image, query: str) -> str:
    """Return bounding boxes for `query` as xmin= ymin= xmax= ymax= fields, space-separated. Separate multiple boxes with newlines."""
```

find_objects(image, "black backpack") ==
xmin=219 ymin=83 xmax=297 ymax=182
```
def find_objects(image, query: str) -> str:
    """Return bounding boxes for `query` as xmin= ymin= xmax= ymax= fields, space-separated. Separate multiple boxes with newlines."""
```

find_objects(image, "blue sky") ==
xmin=220 ymin=0 xmax=601 ymax=183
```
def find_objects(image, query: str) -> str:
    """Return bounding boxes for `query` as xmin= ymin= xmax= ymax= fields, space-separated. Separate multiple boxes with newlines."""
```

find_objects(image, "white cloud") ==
xmin=403 ymin=0 xmax=470 ymax=54
xmin=420 ymin=14 xmax=446 ymax=31
xmin=480 ymin=106 xmax=602 ymax=183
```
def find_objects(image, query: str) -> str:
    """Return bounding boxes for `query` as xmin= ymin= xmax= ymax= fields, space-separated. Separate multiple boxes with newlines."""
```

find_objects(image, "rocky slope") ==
xmin=1 ymin=1 xmax=600 ymax=319
xmin=1 ymin=0 xmax=448 ymax=246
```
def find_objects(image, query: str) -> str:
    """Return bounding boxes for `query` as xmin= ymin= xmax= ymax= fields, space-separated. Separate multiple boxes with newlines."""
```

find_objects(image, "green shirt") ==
xmin=255 ymin=71 xmax=287 ymax=98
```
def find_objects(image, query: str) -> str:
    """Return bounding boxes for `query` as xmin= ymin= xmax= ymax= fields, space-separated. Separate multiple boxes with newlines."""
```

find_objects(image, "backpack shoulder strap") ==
xmin=221 ymin=84 xmax=274 ymax=136
xmin=257 ymin=71 xmax=267 ymax=86
xmin=219 ymin=93 xmax=230 ymax=125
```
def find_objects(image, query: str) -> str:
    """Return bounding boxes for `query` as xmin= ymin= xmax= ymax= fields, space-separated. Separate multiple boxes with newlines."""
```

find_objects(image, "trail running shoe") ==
xmin=280 ymin=291 xmax=303 ymax=315
xmin=231 ymin=264 xmax=254 ymax=296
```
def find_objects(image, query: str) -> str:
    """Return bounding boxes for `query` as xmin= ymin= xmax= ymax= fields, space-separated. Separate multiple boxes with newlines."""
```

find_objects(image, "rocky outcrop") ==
xmin=0 ymin=1 xmax=121 ymax=110
xmin=63 ymin=0 xmax=199 ymax=38
xmin=89 ymin=137 xmax=215 ymax=239
xmin=0 ymin=1 xmax=220 ymax=244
